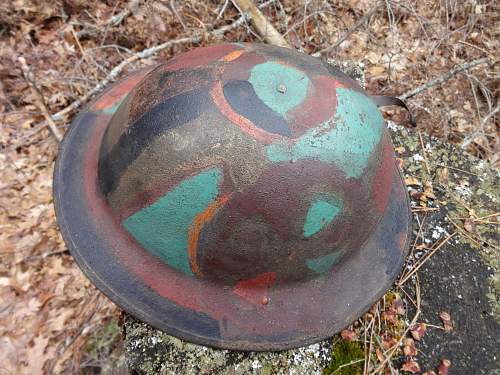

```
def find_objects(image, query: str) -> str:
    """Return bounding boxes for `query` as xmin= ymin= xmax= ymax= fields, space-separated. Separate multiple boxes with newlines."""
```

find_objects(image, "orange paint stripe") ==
xmin=188 ymin=192 xmax=232 ymax=277
xmin=222 ymin=50 xmax=245 ymax=62
xmin=210 ymin=82 xmax=282 ymax=144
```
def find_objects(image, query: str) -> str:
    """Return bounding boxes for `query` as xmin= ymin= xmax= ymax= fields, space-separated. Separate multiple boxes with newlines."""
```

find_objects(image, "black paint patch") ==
xmin=223 ymin=80 xmax=292 ymax=137
xmin=99 ymin=88 xmax=212 ymax=196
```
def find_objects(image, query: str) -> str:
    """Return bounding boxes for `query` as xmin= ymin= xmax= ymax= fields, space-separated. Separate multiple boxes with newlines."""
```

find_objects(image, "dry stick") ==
xmin=418 ymin=131 xmax=431 ymax=176
xmin=399 ymin=57 xmax=490 ymax=100
xmin=447 ymin=216 xmax=499 ymax=250
xmin=230 ymin=0 xmax=291 ymax=48
xmin=331 ymin=359 xmax=365 ymax=374
xmin=398 ymin=232 xmax=456 ymax=286
xmin=314 ymin=2 xmax=383 ymax=56
xmin=371 ymin=277 xmax=421 ymax=375
xmin=51 ymin=0 xmax=276 ymax=123
xmin=461 ymin=103 xmax=500 ymax=149
xmin=18 ymin=57 xmax=63 ymax=142
xmin=75 ymin=6 xmax=132 ymax=38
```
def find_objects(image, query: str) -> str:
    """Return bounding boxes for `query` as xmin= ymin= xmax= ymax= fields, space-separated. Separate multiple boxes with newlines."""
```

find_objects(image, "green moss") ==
xmin=323 ymin=340 xmax=364 ymax=375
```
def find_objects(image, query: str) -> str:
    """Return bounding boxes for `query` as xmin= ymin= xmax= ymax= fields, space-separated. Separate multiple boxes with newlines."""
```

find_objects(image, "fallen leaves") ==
xmin=401 ymin=359 xmax=421 ymax=373
xmin=439 ymin=311 xmax=453 ymax=332
xmin=403 ymin=338 xmax=418 ymax=356
xmin=438 ymin=359 xmax=451 ymax=375
xmin=410 ymin=323 xmax=427 ymax=341
xmin=340 ymin=329 xmax=358 ymax=342
xmin=26 ymin=336 xmax=50 ymax=374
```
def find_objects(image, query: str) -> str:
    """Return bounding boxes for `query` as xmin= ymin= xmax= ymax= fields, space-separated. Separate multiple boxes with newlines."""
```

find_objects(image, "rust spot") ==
xmin=233 ymin=272 xmax=276 ymax=306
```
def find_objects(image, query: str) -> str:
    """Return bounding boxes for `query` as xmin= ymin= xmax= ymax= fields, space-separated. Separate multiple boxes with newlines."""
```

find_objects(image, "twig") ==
xmin=461 ymin=103 xmax=500 ymax=149
xmin=399 ymin=57 xmax=490 ymax=100
xmin=447 ymin=216 xmax=499 ymax=250
xmin=75 ymin=6 xmax=132 ymax=39
xmin=50 ymin=0 xmax=276 ymax=123
xmin=18 ymin=57 xmax=63 ymax=142
xmin=170 ymin=0 xmax=188 ymax=31
xmin=418 ymin=131 xmax=431 ymax=176
xmin=313 ymin=2 xmax=383 ymax=56
xmin=230 ymin=0 xmax=290 ymax=48
xmin=398 ymin=232 xmax=456 ymax=285
xmin=364 ymin=317 xmax=375 ymax=374
xmin=48 ymin=291 xmax=102 ymax=372
xmin=331 ymin=359 xmax=365 ymax=374
xmin=371 ymin=277 xmax=421 ymax=374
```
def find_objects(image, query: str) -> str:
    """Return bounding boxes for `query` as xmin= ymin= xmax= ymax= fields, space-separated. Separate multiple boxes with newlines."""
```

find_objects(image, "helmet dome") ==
xmin=54 ymin=43 xmax=410 ymax=350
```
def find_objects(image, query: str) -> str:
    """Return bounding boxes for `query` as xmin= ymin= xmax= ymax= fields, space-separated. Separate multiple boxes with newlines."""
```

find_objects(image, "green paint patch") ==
xmin=123 ymin=168 xmax=222 ymax=275
xmin=306 ymin=251 xmax=342 ymax=274
xmin=303 ymin=198 xmax=341 ymax=238
xmin=323 ymin=340 xmax=364 ymax=375
xmin=248 ymin=61 xmax=309 ymax=115
xmin=266 ymin=88 xmax=384 ymax=178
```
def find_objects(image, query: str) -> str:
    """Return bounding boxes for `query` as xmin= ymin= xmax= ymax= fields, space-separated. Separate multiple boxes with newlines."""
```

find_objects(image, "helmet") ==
xmin=54 ymin=43 xmax=411 ymax=351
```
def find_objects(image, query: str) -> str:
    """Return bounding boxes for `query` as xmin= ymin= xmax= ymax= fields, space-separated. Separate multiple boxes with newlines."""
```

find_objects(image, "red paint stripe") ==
xmin=233 ymin=272 xmax=276 ymax=306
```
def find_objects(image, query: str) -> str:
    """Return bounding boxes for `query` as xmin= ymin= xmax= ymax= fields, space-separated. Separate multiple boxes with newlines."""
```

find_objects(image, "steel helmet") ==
xmin=54 ymin=43 xmax=411 ymax=351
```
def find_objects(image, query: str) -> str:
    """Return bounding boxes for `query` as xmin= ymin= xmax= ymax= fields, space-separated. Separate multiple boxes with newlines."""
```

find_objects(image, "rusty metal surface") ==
xmin=53 ymin=43 xmax=411 ymax=351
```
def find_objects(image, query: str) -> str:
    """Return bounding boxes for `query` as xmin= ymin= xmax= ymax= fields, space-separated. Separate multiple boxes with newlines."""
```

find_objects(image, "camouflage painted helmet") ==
xmin=54 ymin=43 xmax=411 ymax=351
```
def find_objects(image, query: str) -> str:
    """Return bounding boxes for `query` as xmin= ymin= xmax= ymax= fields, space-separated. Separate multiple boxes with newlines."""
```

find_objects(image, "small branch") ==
xmin=51 ymin=0 xmax=276 ymax=122
xmin=371 ymin=277 xmax=421 ymax=374
xmin=18 ymin=57 xmax=63 ymax=142
xmin=397 ymin=232 xmax=456 ymax=286
xmin=75 ymin=6 xmax=132 ymax=39
xmin=461 ymin=103 xmax=500 ymax=149
xmin=231 ymin=0 xmax=291 ymax=48
xmin=170 ymin=0 xmax=188 ymax=31
xmin=399 ymin=57 xmax=490 ymax=100
xmin=314 ymin=2 xmax=383 ymax=56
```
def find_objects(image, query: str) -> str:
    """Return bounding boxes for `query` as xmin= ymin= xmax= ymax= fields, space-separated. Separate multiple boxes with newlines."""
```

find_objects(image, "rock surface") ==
xmin=389 ymin=124 xmax=499 ymax=374
xmin=122 ymin=63 xmax=499 ymax=375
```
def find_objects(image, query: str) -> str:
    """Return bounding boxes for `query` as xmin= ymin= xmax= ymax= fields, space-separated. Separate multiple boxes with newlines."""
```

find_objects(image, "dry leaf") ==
xmin=382 ymin=334 xmax=398 ymax=350
xmin=402 ymin=359 xmax=420 ymax=373
xmin=25 ymin=336 xmax=49 ymax=374
xmin=439 ymin=311 xmax=453 ymax=331
xmin=393 ymin=295 xmax=406 ymax=315
xmin=410 ymin=323 xmax=427 ymax=340
xmin=405 ymin=177 xmax=421 ymax=186
xmin=376 ymin=348 xmax=385 ymax=363
xmin=382 ymin=308 xmax=398 ymax=325
xmin=403 ymin=338 xmax=417 ymax=356
xmin=340 ymin=329 xmax=357 ymax=342
xmin=438 ymin=359 xmax=451 ymax=375
xmin=463 ymin=218 xmax=475 ymax=233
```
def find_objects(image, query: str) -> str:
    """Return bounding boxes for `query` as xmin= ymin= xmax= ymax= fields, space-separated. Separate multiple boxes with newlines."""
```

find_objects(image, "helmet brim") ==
xmin=54 ymin=68 xmax=411 ymax=351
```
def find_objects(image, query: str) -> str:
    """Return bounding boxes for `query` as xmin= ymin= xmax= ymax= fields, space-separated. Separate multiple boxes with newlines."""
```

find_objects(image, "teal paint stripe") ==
xmin=266 ymin=88 xmax=384 ymax=178
xmin=122 ymin=168 xmax=222 ymax=275
xmin=248 ymin=61 xmax=309 ymax=115
xmin=306 ymin=251 xmax=343 ymax=274
xmin=102 ymin=96 xmax=126 ymax=115
xmin=303 ymin=198 xmax=341 ymax=238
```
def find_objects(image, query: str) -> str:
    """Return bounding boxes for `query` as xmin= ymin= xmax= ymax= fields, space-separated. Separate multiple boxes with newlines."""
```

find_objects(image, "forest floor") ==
xmin=0 ymin=0 xmax=498 ymax=373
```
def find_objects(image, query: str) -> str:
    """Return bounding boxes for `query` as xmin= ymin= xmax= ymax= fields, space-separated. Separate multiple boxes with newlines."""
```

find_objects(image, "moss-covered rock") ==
xmin=124 ymin=316 xmax=332 ymax=375
xmin=323 ymin=340 xmax=364 ymax=375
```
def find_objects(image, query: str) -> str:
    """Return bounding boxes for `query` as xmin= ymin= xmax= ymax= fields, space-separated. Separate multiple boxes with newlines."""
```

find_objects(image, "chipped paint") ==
xmin=266 ymin=88 xmax=384 ymax=178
